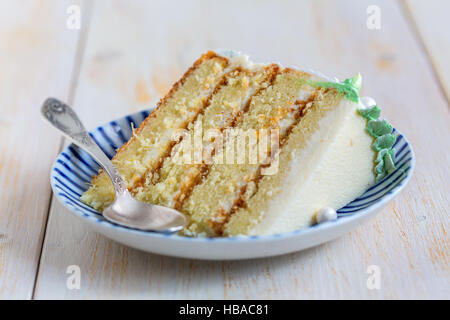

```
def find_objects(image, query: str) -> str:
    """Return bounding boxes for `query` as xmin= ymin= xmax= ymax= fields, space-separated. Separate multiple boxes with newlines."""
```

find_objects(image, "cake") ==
xmin=81 ymin=50 xmax=396 ymax=236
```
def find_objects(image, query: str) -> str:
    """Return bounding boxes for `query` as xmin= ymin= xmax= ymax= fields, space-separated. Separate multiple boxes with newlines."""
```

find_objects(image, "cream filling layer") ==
xmin=248 ymin=99 xmax=375 ymax=235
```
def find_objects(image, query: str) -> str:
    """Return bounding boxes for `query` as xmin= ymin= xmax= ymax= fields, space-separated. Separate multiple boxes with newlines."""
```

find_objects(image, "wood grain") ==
xmin=31 ymin=0 xmax=450 ymax=299
xmin=405 ymin=0 xmax=450 ymax=104
xmin=0 ymin=0 xmax=82 ymax=299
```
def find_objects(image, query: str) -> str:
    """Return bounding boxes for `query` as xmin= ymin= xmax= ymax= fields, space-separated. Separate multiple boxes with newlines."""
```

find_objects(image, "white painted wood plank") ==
xmin=0 ymin=0 xmax=82 ymax=299
xmin=35 ymin=0 xmax=449 ymax=299
xmin=405 ymin=0 xmax=450 ymax=103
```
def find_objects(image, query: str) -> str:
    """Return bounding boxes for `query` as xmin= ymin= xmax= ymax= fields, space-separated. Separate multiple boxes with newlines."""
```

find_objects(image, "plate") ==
xmin=50 ymin=109 xmax=415 ymax=260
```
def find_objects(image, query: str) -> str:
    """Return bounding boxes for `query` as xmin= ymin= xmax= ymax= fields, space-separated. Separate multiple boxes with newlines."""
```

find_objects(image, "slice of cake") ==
xmin=81 ymin=50 xmax=396 ymax=236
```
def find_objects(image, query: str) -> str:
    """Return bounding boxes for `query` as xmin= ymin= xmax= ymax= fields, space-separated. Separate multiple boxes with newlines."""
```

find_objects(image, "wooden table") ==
xmin=0 ymin=0 xmax=448 ymax=299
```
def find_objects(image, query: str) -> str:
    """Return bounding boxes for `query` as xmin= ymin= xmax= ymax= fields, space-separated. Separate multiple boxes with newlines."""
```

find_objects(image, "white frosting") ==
xmin=215 ymin=48 xmax=334 ymax=82
xmin=248 ymin=98 xmax=375 ymax=235
xmin=215 ymin=50 xmax=376 ymax=235
xmin=216 ymin=49 xmax=263 ymax=71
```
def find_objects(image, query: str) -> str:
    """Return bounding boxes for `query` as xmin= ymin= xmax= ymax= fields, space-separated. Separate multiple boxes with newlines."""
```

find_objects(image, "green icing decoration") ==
xmin=303 ymin=73 xmax=362 ymax=102
xmin=376 ymin=173 xmax=385 ymax=182
xmin=384 ymin=151 xmax=396 ymax=174
xmin=375 ymin=161 xmax=385 ymax=174
xmin=375 ymin=149 xmax=396 ymax=182
xmin=358 ymin=105 xmax=381 ymax=120
xmin=367 ymin=119 xmax=393 ymax=137
xmin=357 ymin=104 xmax=397 ymax=182
xmin=373 ymin=134 xmax=396 ymax=151
xmin=376 ymin=148 xmax=389 ymax=162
